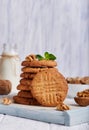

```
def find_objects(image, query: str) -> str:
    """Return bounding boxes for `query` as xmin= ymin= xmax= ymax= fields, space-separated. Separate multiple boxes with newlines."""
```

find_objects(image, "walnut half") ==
xmin=25 ymin=54 xmax=36 ymax=61
xmin=56 ymin=103 xmax=70 ymax=111
xmin=2 ymin=97 xmax=12 ymax=105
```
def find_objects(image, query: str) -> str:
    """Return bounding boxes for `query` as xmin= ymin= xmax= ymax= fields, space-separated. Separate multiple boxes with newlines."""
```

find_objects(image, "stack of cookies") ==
xmin=13 ymin=54 xmax=68 ymax=107
xmin=13 ymin=55 xmax=42 ymax=105
xmin=13 ymin=54 xmax=57 ymax=105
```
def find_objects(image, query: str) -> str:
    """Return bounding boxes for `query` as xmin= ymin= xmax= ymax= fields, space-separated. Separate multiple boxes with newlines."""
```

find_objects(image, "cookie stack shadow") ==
xmin=13 ymin=54 xmax=68 ymax=107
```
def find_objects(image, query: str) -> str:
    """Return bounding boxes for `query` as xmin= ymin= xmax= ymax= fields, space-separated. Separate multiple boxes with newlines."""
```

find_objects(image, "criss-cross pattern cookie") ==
xmin=31 ymin=69 xmax=68 ymax=107
xmin=21 ymin=60 xmax=57 ymax=67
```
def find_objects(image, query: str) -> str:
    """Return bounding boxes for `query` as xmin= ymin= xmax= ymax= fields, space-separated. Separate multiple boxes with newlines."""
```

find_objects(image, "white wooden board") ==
xmin=0 ymin=94 xmax=89 ymax=126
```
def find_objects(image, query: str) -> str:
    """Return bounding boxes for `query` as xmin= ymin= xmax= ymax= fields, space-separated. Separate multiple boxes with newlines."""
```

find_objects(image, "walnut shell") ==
xmin=74 ymin=97 xmax=89 ymax=106
xmin=0 ymin=80 xmax=12 ymax=95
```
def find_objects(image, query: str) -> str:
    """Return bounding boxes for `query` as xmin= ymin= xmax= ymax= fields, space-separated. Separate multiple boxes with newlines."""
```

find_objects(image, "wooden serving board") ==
xmin=0 ymin=94 xmax=89 ymax=126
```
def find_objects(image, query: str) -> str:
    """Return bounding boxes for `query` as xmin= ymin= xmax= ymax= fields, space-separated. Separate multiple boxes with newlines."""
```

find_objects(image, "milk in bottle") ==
xmin=0 ymin=44 xmax=20 ymax=93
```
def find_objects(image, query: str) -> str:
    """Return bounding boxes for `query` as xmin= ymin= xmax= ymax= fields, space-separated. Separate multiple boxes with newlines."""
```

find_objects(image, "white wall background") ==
xmin=0 ymin=0 xmax=89 ymax=77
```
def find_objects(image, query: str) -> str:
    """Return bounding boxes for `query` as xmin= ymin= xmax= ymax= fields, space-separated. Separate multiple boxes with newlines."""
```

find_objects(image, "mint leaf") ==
xmin=36 ymin=52 xmax=56 ymax=60
xmin=44 ymin=52 xmax=56 ymax=60
xmin=48 ymin=53 xmax=56 ymax=60
xmin=36 ymin=55 xmax=44 ymax=60
xmin=44 ymin=52 xmax=49 ymax=60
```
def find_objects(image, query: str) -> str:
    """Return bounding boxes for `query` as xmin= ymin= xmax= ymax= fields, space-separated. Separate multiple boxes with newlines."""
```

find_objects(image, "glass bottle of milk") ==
xmin=0 ymin=43 xmax=20 ymax=93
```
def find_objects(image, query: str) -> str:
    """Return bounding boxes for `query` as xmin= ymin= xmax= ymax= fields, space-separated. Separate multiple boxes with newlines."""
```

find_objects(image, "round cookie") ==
xmin=20 ymin=79 xmax=32 ymax=86
xmin=17 ymin=84 xmax=32 ymax=91
xmin=31 ymin=69 xmax=68 ymax=107
xmin=17 ymin=90 xmax=33 ymax=98
xmin=21 ymin=60 xmax=57 ymax=67
xmin=20 ymin=73 xmax=36 ymax=79
xmin=13 ymin=96 xmax=40 ymax=105
xmin=22 ymin=67 xmax=48 ymax=73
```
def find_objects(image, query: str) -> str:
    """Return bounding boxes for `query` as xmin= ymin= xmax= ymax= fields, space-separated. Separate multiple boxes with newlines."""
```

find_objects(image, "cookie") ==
xmin=22 ymin=67 xmax=48 ymax=73
xmin=17 ymin=84 xmax=32 ymax=91
xmin=80 ymin=77 xmax=89 ymax=84
xmin=21 ymin=60 xmax=57 ymax=67
xmin=20 ymin=79 xmax=32 ymax=86
xmin=31 ymin=69 xmax=68 ymax=107
xmin=17 ymin=90 xmax=33 ymax=98
xmin=13 ymin=96 xmax=40 ymax=105
xmin=20 ymin=73 xmax=36 ymax=79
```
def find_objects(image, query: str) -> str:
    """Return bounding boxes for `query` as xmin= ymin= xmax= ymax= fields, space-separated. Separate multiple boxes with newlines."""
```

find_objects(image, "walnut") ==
xmin=66 ymin=77 xmax=74 ymax=84
xmin=25 ymin=54 xmax=36 ymax=61
xmin=2 ymin=97 xmax=12 ymax=105
xmin=0 ymin=80 xmax=12 ymax=95
xmin=56 ymin=103 xmax=70 ymax=111
xmin=77 ymin=89 xmax=89 ymax=97
xmin=80 ymin=77 xmax=89 ymax=84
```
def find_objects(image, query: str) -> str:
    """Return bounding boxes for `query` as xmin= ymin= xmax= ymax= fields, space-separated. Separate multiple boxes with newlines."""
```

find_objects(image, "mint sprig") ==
xmin=36 ymin=52 xmax=56 ymax=61
xmin=36 ymin=54 xmax=44 ymax=60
